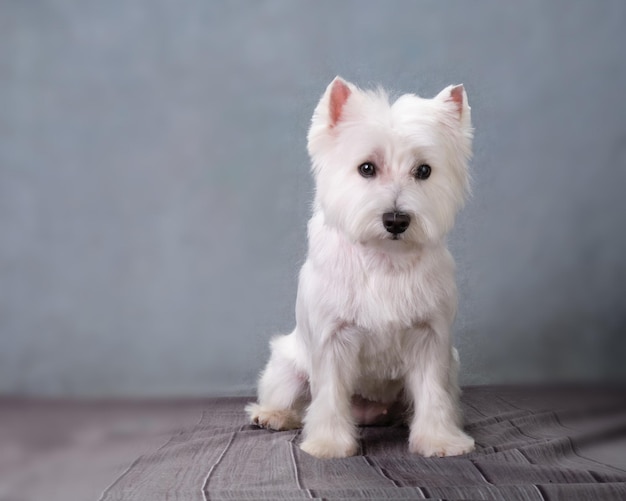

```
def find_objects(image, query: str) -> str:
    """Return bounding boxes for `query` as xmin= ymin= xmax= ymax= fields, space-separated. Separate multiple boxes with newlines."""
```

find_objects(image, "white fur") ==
xmin=246 ymin=77 xmax=475 ymax=459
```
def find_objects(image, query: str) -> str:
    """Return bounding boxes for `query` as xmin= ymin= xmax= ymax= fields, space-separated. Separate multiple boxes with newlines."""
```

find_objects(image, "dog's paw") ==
xmin=409 ymin=429 xmax=475 ymax=457
xmin=300 ymin=437 xmax=358 ymax=459
xmin=245 ymin=404 xmax=302 ymax=431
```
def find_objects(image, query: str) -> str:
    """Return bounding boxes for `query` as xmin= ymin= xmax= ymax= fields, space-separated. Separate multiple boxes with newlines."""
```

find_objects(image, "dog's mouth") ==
xmin=388 ymin=232 xmax=408 ymax=242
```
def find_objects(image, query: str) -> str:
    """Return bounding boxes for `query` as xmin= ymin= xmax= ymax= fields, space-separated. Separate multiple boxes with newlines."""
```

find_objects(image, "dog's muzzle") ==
xmin=382 ymin=211 xmax=411 ymax=235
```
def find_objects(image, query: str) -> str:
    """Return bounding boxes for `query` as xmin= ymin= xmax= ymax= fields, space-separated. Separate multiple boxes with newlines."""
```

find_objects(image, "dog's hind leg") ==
xmin=246 ymin=332 xmax=308 ymax=430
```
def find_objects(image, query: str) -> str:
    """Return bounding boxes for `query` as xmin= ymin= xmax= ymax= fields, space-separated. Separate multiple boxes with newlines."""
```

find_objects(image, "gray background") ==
xmin=1 ymin=1 xmax=625 ymax=396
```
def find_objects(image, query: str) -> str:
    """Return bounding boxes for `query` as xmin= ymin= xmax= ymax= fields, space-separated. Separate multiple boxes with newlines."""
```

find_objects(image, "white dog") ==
xmin=247 ymin=77 xmax=475 ymax=459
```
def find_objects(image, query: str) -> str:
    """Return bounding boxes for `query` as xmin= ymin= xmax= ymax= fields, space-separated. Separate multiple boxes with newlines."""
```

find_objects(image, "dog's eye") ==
xmin=414 ymin=164 xmax=431 ymax=180
xmin=358 ymin=162 xmax=376 ymax=178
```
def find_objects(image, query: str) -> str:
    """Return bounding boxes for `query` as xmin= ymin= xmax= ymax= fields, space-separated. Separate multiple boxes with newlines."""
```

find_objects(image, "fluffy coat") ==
xmin=247 ymin=77 xmax=475 ymax=459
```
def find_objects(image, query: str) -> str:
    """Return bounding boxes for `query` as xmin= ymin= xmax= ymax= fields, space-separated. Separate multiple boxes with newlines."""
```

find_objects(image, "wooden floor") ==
xmin=0 ymin=398 xmax=209 ymax=501
xmin=1 ymin=388 xmax=625 ymax=501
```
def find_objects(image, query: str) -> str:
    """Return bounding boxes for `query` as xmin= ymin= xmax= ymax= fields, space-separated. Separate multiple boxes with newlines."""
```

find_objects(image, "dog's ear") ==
xmin=436 ymin=84 xmax=469 ymax=114
xmin=435 ymin=84 xmax=471 ymax=128
xmin=308 ymin=77 xmax=355 ymax=163
xmin=327 ymin=77 xmax=352 ymax=126
xmin=314 ymin=76 xmax=355 ymax=128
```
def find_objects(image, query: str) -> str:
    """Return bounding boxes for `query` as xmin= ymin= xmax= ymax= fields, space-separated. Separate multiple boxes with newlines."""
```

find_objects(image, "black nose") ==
xmin=382 ymin=211 xmax=411 ymax=235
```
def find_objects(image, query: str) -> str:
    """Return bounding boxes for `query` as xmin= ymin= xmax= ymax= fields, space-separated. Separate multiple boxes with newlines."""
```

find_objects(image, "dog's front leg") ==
xmin=406 ymin=319 xmax=474 ymax=457
xmin=300 ymin=328 xmax=359 ymax=459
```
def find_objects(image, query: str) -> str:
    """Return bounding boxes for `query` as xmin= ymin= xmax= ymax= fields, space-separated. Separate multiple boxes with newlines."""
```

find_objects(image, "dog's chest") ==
xmin=350 ymin=267 xmax=426 ymax=329
xmin=341 ymin=266 xmax=440 ymax=383
xmin=301 ymin=222 xmax=455 ymax=336
xmin=345 ymin=249 xmax=447 ymax=328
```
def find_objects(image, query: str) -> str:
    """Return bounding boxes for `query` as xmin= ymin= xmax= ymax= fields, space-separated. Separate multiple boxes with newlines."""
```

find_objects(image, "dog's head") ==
xmin=307 ymin=77 xmax=472 ymax=250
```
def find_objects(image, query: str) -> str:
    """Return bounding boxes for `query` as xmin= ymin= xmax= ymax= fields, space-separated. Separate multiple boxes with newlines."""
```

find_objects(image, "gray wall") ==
xmin=1 ymin=1 xmax=625 ymax=396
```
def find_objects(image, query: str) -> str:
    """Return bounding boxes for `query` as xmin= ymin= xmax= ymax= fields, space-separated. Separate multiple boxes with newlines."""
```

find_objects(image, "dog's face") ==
xmin=307 ymin=77 xmax=472 ymax=249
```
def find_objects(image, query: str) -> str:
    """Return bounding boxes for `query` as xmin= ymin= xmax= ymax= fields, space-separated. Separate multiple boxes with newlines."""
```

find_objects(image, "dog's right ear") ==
xmin=308 ymin=77 xmax=357 ymax=165
xmin=313 ymin=76 xmax=355 ymax=128
xmin=327 ymin=77 xmax=352 ymax=127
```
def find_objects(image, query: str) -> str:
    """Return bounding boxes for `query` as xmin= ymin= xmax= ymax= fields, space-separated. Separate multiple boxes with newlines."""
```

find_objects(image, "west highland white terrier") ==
xmin=246 ymin=76 xmax=475 ymax=459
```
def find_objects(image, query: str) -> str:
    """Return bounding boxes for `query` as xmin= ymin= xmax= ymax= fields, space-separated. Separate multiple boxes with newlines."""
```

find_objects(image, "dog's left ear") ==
xmin=435 ymin=84 xmax=471 ymax=130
